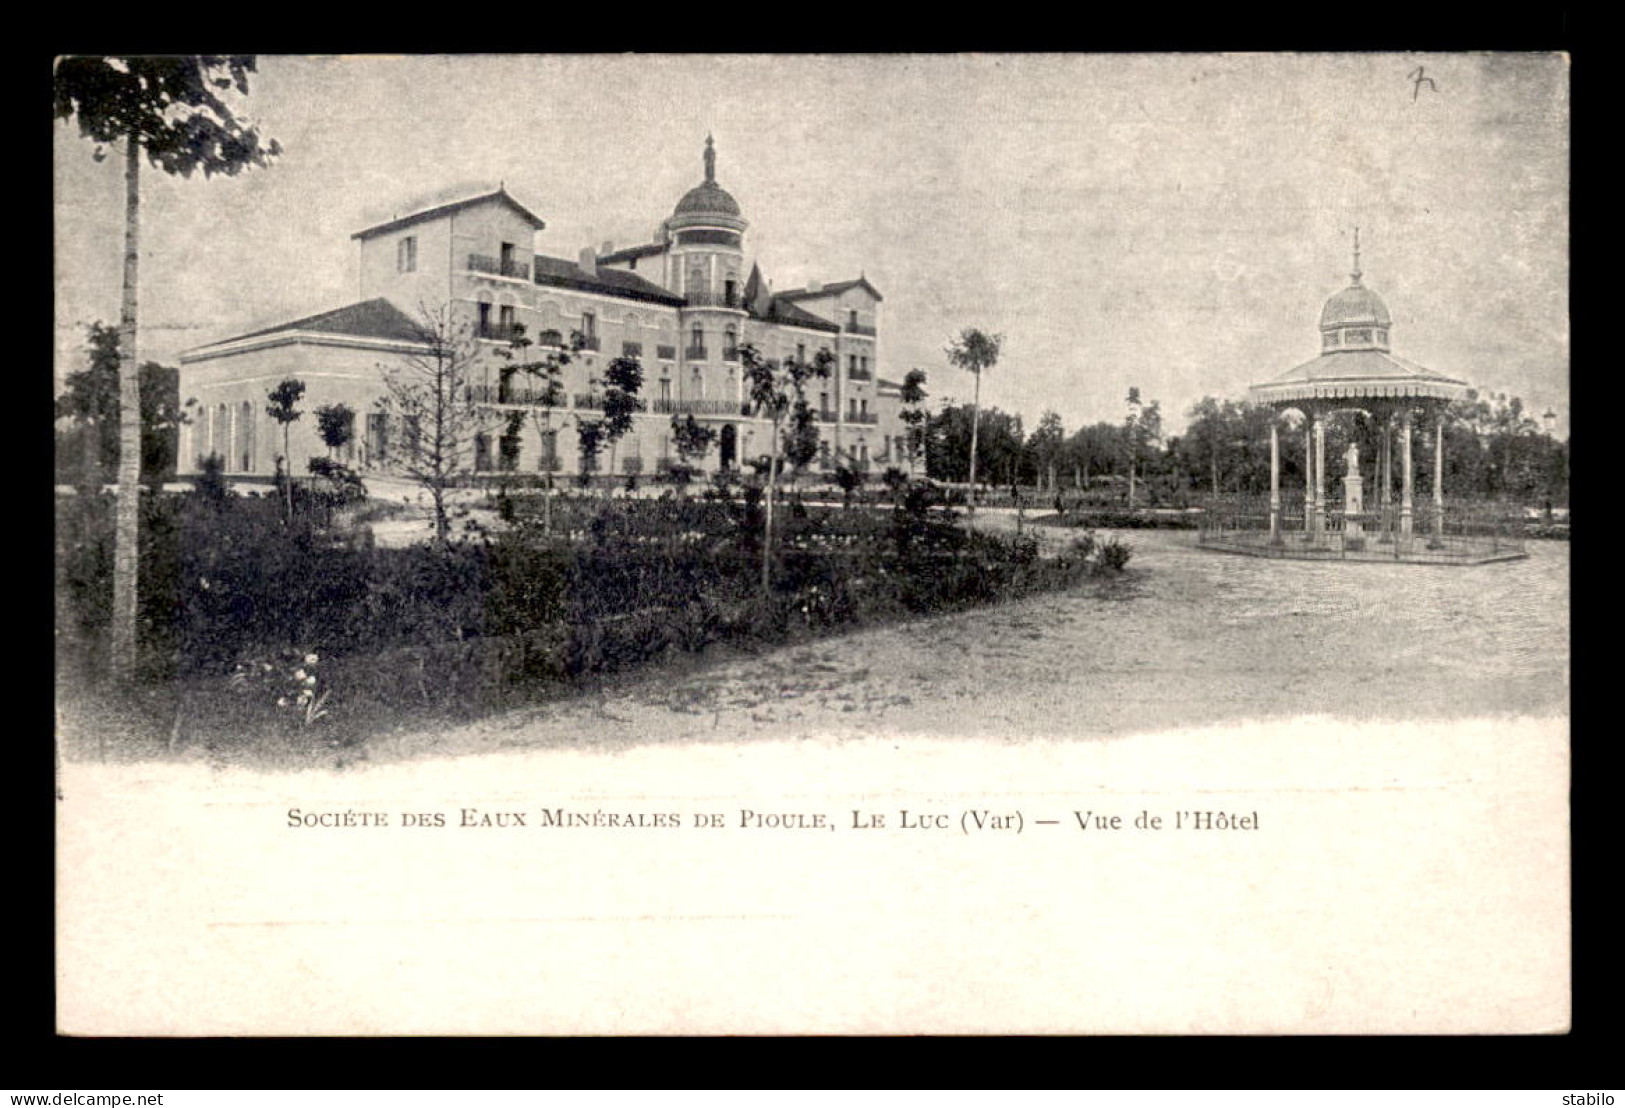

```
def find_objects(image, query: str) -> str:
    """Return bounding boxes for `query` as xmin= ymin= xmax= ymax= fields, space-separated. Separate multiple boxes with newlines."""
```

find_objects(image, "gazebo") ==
xmin=1200 ymin=233 xmax=1525 ymax=564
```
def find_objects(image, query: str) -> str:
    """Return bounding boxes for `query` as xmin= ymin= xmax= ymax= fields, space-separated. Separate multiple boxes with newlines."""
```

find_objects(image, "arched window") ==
xmin=239 ymin=401 xmax=255 ymax=473
xmin=724 ymin=326 xmax=737 ymax=358
xmin=215 ymin=403 xmax=229 ymax=464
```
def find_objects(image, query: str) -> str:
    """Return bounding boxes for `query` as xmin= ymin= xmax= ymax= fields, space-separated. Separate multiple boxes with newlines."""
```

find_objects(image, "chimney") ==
xmin=807 ymin=279 xmax=821 ymax=293
xmin=578 ymin=246 xmax=598 ymax=277
xmin=601 ymin=240 xmax=614 ymax=257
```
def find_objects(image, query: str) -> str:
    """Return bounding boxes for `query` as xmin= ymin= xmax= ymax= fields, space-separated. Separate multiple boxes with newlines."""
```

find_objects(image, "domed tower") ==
xmin=666 ymin=135 xmax=749 ymax=309
xmin=1318 ymin=228 xmax=1393 ymax=353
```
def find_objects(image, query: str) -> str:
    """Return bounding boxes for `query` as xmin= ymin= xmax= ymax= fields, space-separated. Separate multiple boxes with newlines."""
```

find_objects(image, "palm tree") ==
xmin=946 ymin=329 xmax=1002 ymax=513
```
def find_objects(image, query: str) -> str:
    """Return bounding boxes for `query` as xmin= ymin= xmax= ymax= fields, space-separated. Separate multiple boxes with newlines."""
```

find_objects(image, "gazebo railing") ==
xmin=1196 ymin=494 xmax=1527 ymax=563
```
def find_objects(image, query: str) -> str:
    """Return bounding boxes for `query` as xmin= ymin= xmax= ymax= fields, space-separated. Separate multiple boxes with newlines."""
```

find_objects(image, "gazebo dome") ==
xmin=1320 ymin=283 xmax=1392 ymax=329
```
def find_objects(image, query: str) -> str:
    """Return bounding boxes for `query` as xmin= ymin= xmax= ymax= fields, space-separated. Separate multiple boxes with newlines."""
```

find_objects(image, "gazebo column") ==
xmin=1303 ymin=420 xmax=1314 ymax=534
xmin=1400 ymin=410 xmax=1414 ymax=536
xmin=1314 ymin=415 xmax=1326 ymax=536
xmin=1268 ymin=418 xmax=1280 ymax=543
xmin=1433 ymin=414 xmax=1445 ymax=540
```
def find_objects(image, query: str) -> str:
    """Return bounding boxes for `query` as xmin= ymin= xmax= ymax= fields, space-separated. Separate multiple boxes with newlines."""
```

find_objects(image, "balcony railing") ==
xmin=573 ymin=392 xmax=605 ymax=410
xmin=847 ymin=367 xmax=873 ymax=382
xmin=847 ymin=412 xmax=879 ymax=425
xmin=466 ymin=383 xmax=564 ymax=406
xmin=816 ymin=409 xmax=839 ymax=423
xmin=844 ymin=321 xmax=877 ymax=336
xmin=656 ymin=344 xmax=677 ymax=361
xmin=476 ymin=322 xmax=522 ymax=342
xmin=685 ymin=346 xmax=708 ymax=361
xmin=467 ymin=253 xmax=532 ymax=281
xmin=685 ymin=290 xmax=743 ymax=308
xmin=722 ymin=346 xmax=740 ymax=362
xmin=578 ymin=335 xmax=601 ymax=352
xmin=648 ymin=397 xmax=752 ymax=417
xmin=622 ymin=341 xmax=643 ymax=358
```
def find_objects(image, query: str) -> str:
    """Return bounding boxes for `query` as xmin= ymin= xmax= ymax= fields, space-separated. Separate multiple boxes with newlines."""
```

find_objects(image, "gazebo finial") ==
xmin=1351 ymin=226 xmax=1363 ymax=286
xmin=703 ymin=133 xmax=716 ymax=184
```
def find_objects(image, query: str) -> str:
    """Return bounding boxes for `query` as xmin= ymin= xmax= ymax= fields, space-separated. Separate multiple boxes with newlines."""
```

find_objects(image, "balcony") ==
xmin=722 ymin=346 xmax=740 ymax=362
xmin=685 ymin=345 xmax=708 ymax=361
xmin=476 ymin=322 xmax=522 ymax=342
xmin=847 ymin=367 xmax=873 ymax=382
xmin=622 ymin=341 xmax=643 ymax=358
xmin=816 ymin=409 xmax=839 ymax=423
xmin=467 ymin=253 xmax=531 ymax=281
xmin=573 ymin=392 xmax=605 ymax=410
xmin=684 ymin=290 xmax=743 ymax=309
xmin=648 ymin=397 xmax=753 ymax=417
xmin=466 ymin=383 xmax=564 ymax=406
xmin=848 ymin=412 xmax=879 ymax=425
xmin=844 ymin=321 xmax=877 ymax=336
xmin=578 ymin=334 xmax=601 ymax=352
xmin=656 ymin=344 xmax=677 ymax=361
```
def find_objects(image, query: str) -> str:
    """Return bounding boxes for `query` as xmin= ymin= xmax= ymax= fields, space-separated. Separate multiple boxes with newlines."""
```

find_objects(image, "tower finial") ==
xmin=704 ymin=134 xmax=716 ymax=184
xmin=1351 ymin=226 xmax=1362 ymax=285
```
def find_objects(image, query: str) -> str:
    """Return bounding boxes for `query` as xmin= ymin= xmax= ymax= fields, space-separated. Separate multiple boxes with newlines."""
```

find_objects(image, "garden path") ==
xmin=365 ymin=531 xmax=1569 ymax=763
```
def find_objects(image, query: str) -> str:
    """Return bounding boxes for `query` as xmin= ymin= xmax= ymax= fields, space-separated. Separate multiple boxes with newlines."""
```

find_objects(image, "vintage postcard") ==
xmin=53 ymin=53 xmax=1569 ymax=1035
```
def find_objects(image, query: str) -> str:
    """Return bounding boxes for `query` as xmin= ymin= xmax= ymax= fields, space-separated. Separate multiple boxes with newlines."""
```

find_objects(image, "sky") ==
xmin=53 ymin=53 xmax=1570 ymax=437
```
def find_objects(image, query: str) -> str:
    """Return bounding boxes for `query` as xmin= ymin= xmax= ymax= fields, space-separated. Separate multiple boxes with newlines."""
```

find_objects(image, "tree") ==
xmin=1026 ymin=410 xmax=1065 ymax=494
xmin=56 ymin=55 xmax=280 ymax=681
xmin=265 ymin=379 xmax=306 ymax=518
xmin=574 ymin=353 xmax=645 ymax=496
xmin=741 ymin=343 xmax=834 ymax=590
xmin=945 ymin=328 xmax=1002 ymax=511
xmin=315 ymin=403 xmax=356 ymax=459
xmin=375 ymin=306 xmax=491 ymax=544
xmin=498 ymin=323 xmax=572 ymax=529
xmin=898 ymin=368 xmax=929 ymax=479
xmin=1123 ymin=387 xmax=1163 ymax=508
xmin=56 ymin=321 xmax=189 ymax=492
xmin=669 ymin=414 xmax=717 ymax=490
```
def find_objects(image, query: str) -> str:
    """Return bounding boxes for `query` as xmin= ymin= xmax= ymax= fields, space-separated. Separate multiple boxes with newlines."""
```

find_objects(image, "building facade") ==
xmin=179 ymin=138 xmax=912 ymax=482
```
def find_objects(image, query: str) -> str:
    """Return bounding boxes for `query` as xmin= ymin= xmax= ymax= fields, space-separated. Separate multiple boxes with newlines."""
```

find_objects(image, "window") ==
xmin=819 ymin=391 xmax=829 ymax=414
xmin=474 ymin=433 xmax=492 ymax=472
xmin=366 ymin=412 xmax=389 ymax=466
xmin=1324 ymin=331 xmax=1341 ymax=348
xmin=582 ymin=312 xmax=597 ymax=339
xmin=849 ymin=354 xmax=857 ymax=375
xmin=860 ymin=399 xmax=869 ymax=417
xmin=404 ymin=415 xmax=421 ymax=458
xmin=500 ymin=242 xmax=516 ymax=272
xmin=398 ymin=236 xmax=417 ymax=273
xmin=539 ymin=430 xmax=558 ymax=472
xmin=498 ymin=304 xmax=516 ymax=337
xmin=860 ymin=356 xmax=868 ymax=375
xmin=849 ymin=397 xmax=858 ymax=418
xmin=796 ymin=343 xmax=806 ymax=363
xmin=724 ymin=278 xmax=737 ymax=306
xmin=849 ymin=309 xmax=858 ymax=329
xmin=477 ymin=301 xmax=493 ymax=339
xmin=660 ymin=378 xmax=672 ymax=403
xmin=239 ymin=400 xmax=254 ymax=473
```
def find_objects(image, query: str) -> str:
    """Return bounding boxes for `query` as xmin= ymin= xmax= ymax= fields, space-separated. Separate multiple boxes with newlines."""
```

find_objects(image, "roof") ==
xmin=532 ymin=255 xmax=686 ymax=306
xmin=751 ymin=296 xmax=840 ymax=333
xmin=775 ymin=276 xmax=884 ymax=303
xmin=673 ymin=180 xmax=741 ymax=218
xmin=1320 ymin=282 xmax=1392 ymax=329
xmin=599 ymin=242 xmax=667 ymax=265
xmin=1251 ymin=349 xmax=1468 ymax=404
xmin=192 ymin=298 xmax=431 ymax=351
xmin=351 ymin=187 xmax=546 ymax=241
